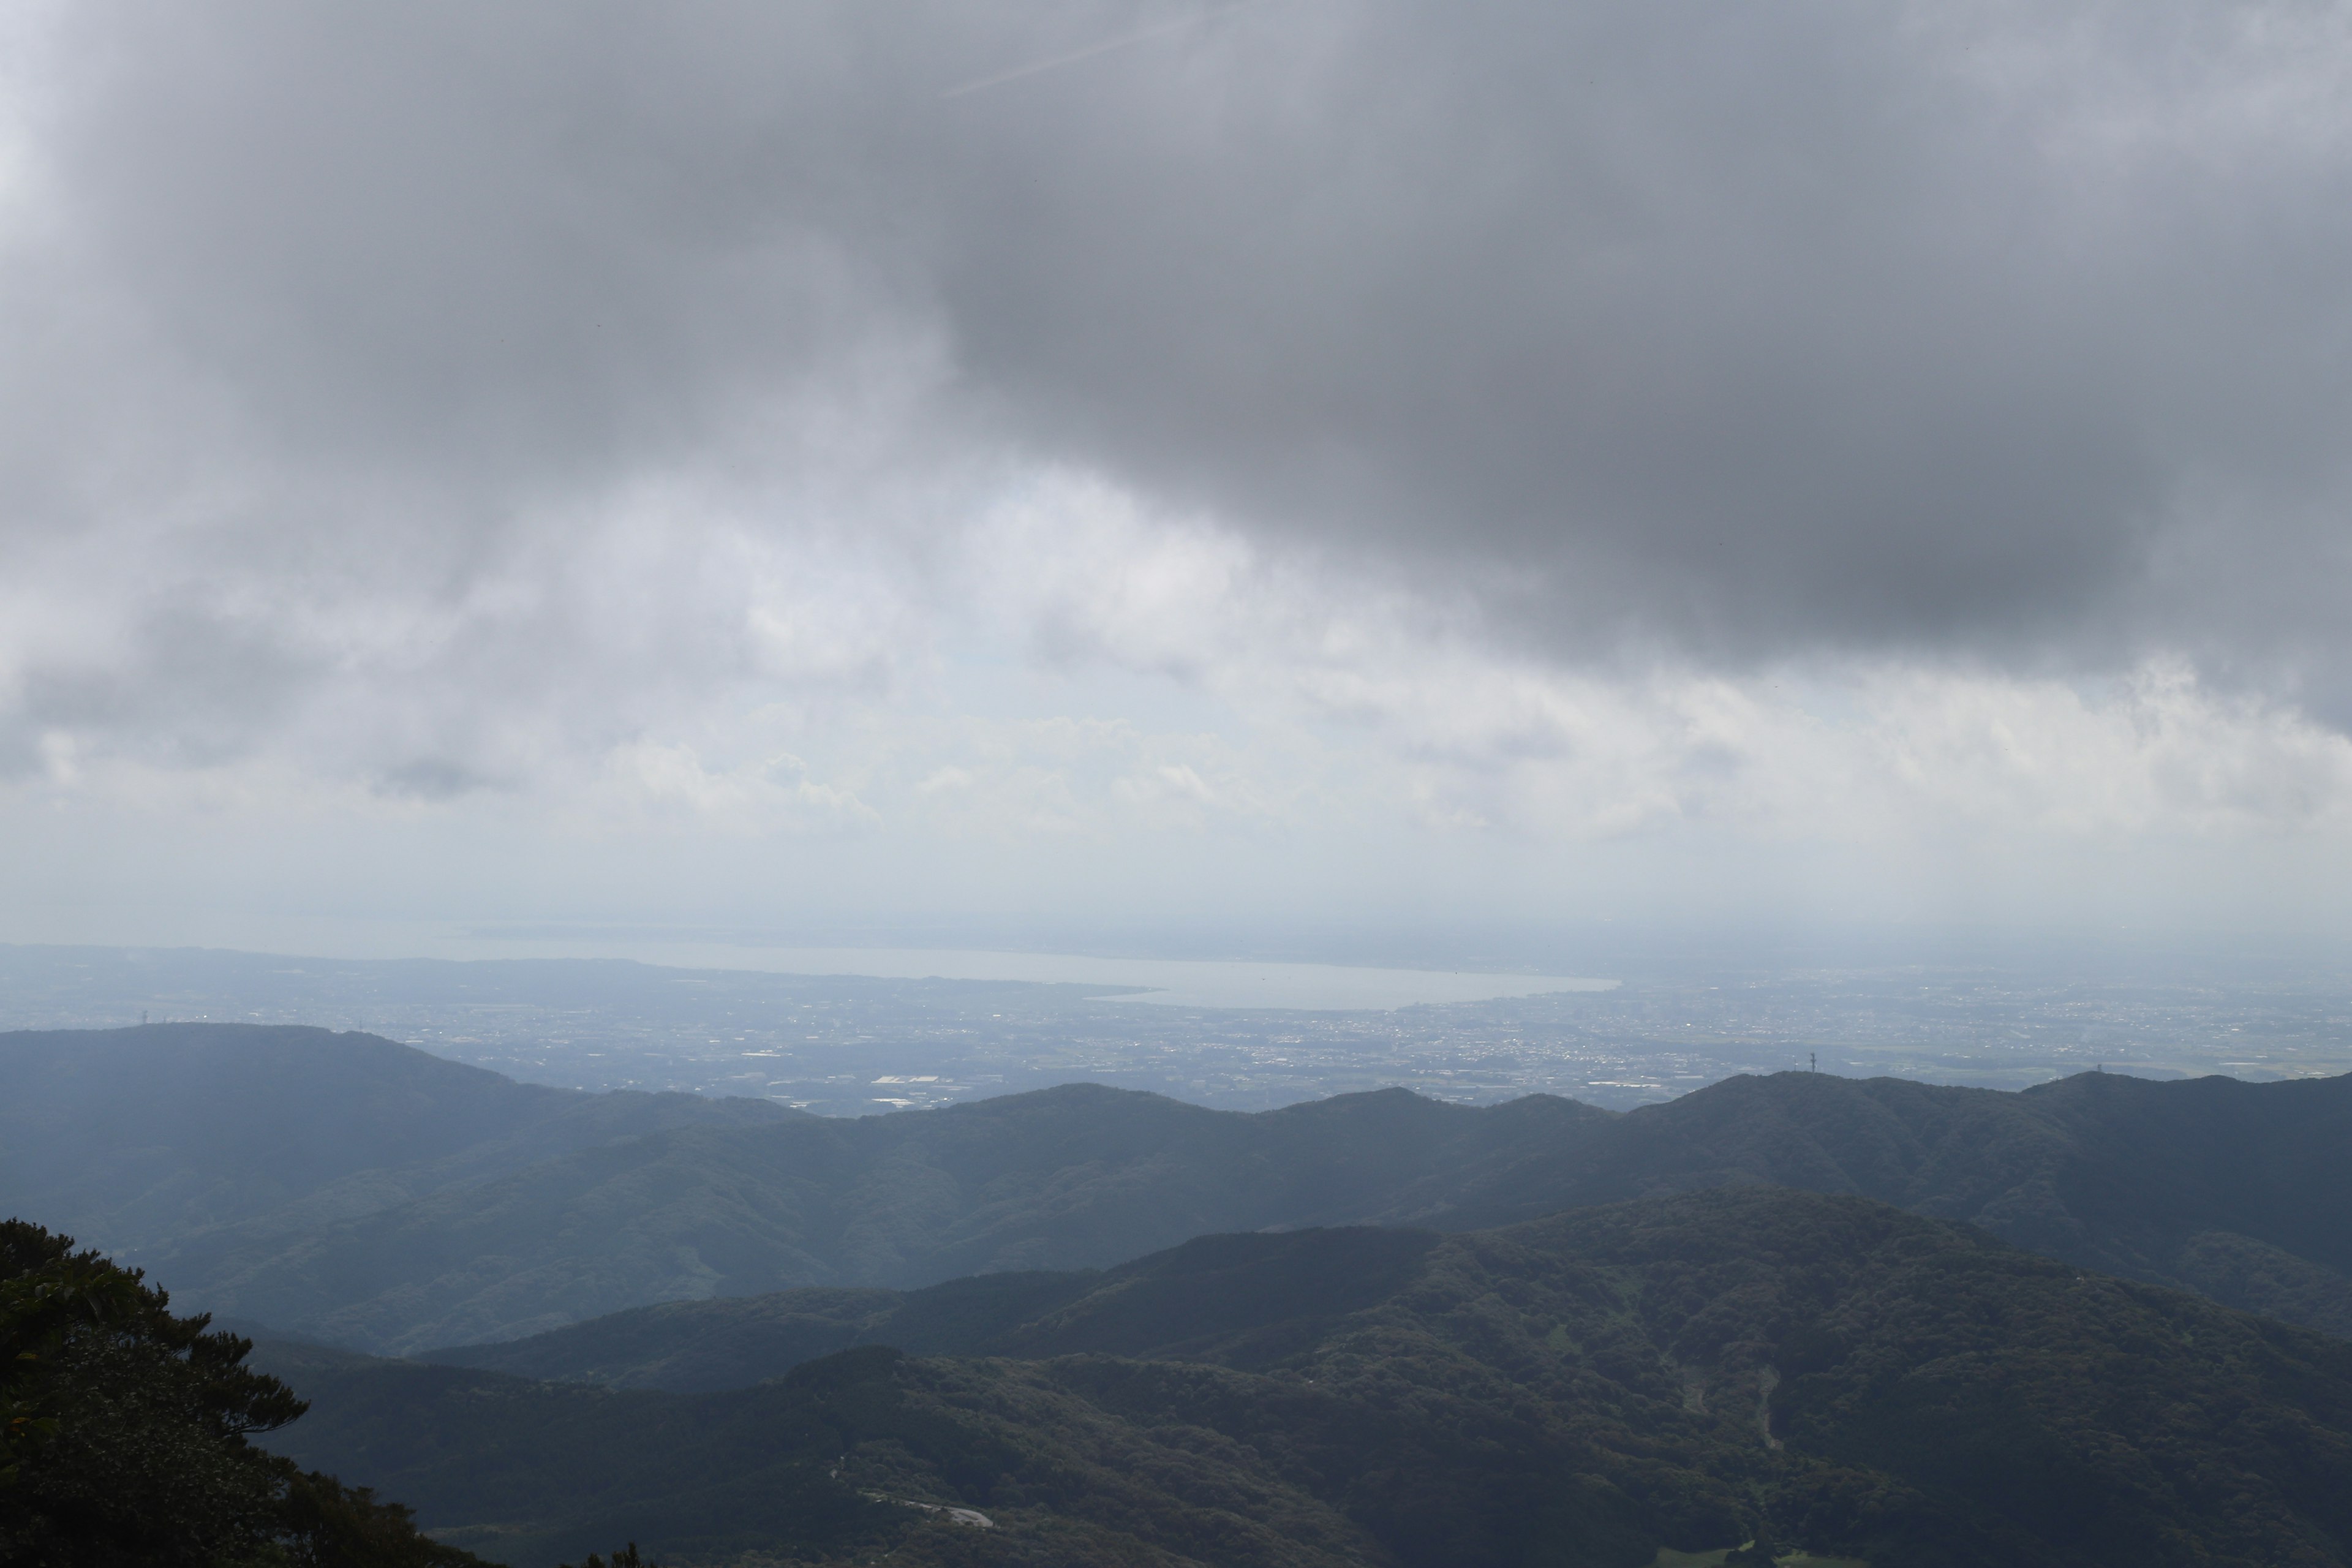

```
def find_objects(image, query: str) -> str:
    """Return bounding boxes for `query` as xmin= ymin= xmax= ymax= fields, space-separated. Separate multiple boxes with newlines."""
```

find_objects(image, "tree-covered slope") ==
xmin=259 ymin=1189 xmax=2352 ymax=1568
xmin=421 ymin=1227 xmax=1447 ymax=1391
xmin=14 ymin=1023 xmax=2350 ymax=1353
xmin=0 ymin=1023 xmax=794 ymax=1264
xmin=166 ymin=1084 xmax=1611 ymax=1352
xmin=1 ymin=1218 xmax=484 ymax=1567
xmin=405 ymin=1068 xmax=2352 ymax=1363
xmin=1441 ymin=1068 xmax=2352 ymax=1334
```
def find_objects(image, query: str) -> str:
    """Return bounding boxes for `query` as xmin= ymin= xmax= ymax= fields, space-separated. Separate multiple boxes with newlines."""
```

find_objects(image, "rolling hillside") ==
xmin=9 ymin=1025 xmax=2349 ymax=1352
xmin=0 ymin=1023 xmax=793 ymax=1259
xmin=257 ymin=1188 xmax=2352 ymax=1568
xmin=164 ymin=1082 xmax=1606 ymax=1351
xmin=181 ymin=1066 xmax=2352 ymax=1353
xmin=1438 ymin=1067 xmax=2352 ymax=1335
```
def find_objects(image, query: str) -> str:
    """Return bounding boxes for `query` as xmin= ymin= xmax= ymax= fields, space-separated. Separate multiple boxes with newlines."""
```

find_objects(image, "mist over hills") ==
xmin=13 ymin=1022 xmax=2352 ymax=1564
xmin=0 ymin=1024 xmax=793 ymax=1259
xmin=255 ymin=1189 xmax=2352 ymax=1568
xmin=6 ymin=1024 xmax=2351 ymax=1355
xmin=1440 ymin=1067 xmax=2352 ymax=1338
xmin=156 ymin=1076 xmax=1609 ymax=1351
xmin=415 ymin=1067 xmax=2352 ymax=1390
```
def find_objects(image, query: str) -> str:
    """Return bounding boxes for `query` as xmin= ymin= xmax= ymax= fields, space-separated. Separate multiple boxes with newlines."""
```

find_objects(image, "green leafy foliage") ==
xmin=554 ymin=1547 xmax=642 ymax=1568
xmin=271 ymin=1471 xmax=494 ymax=1568
xmin=0 ymin=1218 xmax=489 ymax=1568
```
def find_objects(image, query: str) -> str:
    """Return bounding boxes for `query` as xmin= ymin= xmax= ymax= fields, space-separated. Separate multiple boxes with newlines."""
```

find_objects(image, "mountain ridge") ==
xmin=1434 ymin=1066 xmax=2352 ymax=1333
xmin=195 ymin=1062 xmax=2352 ymax=1352
xmin=164 ymin=1080 xmax=1614 ymax=1351
xmin=7 ymin=1024 xmax=2348 ymax=1353
xmin=0 ymin=1022 xmax=795 ymax=1258
xmin=254 ymin=1187 xmax=2352 ymax=1568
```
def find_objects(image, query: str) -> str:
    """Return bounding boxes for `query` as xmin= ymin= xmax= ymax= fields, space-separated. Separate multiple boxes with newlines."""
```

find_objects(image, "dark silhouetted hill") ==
xmin=0 ymin=1022 xmax=793 ymax=1260
xmin=252 ymin=1066 xmax=2352 ymax=1356
xmin=1434 ymin=1068 xmax=2352 ymax=1335
xmin=11 ymin=1024 xmax=2348 ymax=1353
xmin=257 ymin=1188 xmax=2352 ymax=1568
xmin=423 ymin=1228 xmax=1444 ymax=1392
xmin=162 ymin=1082 xmax=1608 ymax=1351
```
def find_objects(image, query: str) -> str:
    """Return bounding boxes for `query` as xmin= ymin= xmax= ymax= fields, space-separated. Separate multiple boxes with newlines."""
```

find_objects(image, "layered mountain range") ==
xmin=5 ymin=1023 xmax=2350 ymax=1351
xmin=253 ymin=1188 xmax=2352 ymax=1568
xmin=12 ymin=1022 xmax=2352 ymax=1566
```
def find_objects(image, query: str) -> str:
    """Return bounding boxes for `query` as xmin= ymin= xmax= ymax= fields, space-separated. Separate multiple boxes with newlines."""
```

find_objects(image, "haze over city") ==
xmin=15 ymin=10 xmax=2352 ymax=1568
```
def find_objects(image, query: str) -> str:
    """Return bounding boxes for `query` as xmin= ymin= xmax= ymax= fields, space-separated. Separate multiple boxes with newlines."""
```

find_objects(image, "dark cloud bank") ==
xmin=18 ymin=1 xmax=2352 ymax=718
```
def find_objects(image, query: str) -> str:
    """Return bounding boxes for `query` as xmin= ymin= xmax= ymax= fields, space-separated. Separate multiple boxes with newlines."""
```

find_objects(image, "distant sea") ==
xmin=458 ymin=938 xmax=1617 ymax=1011
xmin=2 ymin=914 xmax=1616 ymax=1011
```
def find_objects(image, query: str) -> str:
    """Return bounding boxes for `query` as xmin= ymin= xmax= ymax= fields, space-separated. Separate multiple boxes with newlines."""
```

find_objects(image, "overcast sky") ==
xmin=6 ymin=0 xmax=2352 ymax=960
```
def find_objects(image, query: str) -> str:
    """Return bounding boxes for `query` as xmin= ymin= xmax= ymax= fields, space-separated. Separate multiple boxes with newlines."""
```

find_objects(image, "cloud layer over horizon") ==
xmin=7 ymin=0 xmax=2352 ymax=942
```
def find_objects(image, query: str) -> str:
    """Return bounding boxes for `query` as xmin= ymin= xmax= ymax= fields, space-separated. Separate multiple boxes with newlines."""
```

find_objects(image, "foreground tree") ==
xmin=1 ymin=1218 xmax=487 ymax=1567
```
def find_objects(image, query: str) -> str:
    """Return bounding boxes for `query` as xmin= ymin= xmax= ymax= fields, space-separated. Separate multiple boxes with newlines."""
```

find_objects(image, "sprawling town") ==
xmin=7 ymin=943 xmax=2346 ymax=1115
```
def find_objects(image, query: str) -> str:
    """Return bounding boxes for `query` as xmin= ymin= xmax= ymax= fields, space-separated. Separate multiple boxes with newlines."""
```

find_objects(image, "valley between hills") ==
xmin=9 ymin=1022 xmax=2352 ymax=1567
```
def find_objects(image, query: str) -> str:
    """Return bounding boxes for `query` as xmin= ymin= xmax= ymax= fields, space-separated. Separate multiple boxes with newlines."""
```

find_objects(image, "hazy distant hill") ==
xmin=1434 ymin=1067 xmax=2352 ymax=1336
xmin=160 ymin=1081 xmax=1608 ymax=1351
xmin=257 ymin=1188 xmax=2352 ymax=1568
xmin=0 ymin=1023 xmax=793 ymax=1259
xmin=191 ymin=1061 xmax=2352 ymax=1355
xmin=420 ymin=1065 xmax=2352 ymax=1392
xmin=1610 ymin=1072 xmax=2352 ymax=1332
xmin=9 ymin=1024 xmax=2348 ymax=1354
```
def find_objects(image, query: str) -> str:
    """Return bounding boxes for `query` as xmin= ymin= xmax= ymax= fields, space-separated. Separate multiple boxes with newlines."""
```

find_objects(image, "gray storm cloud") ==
xmin=10 ymin=0 xmax=2352 ymax=768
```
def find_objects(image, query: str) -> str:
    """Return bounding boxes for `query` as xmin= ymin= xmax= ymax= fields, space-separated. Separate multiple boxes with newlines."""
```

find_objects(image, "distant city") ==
xmin=5 ymin=941 xmax=2346 ymax=1115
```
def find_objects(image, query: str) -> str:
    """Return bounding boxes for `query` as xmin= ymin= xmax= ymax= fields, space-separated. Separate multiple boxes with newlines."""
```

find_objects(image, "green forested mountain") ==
xmin=445 ymin=1065 xmax=2352 ymax=1368
xmin=1437 ymin=1067 xmax=2352 ymax=1336
xmin=419 ymin=1231 xmax=1442 ymax=1392
xmin=13 ymin=1027 xmax=2351 ymax=1564
xmin=188 ymin=1065 xmax=2352 ymax=1354
xmin=256 ymin=1189 xmax=2352 ymax=1568
xmin=8 ymin=1025 xmax=2350 ymax=1354
xmin=151 ymin=1079 xmax=1607 ymax=1351
xmin=0 ymin=1024 xmax=792 ymax=1259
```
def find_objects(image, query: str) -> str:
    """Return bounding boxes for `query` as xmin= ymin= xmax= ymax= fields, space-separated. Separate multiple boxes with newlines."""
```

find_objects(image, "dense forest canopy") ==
xmin=258 ymin=1190 xmax=2352 ymax=1568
